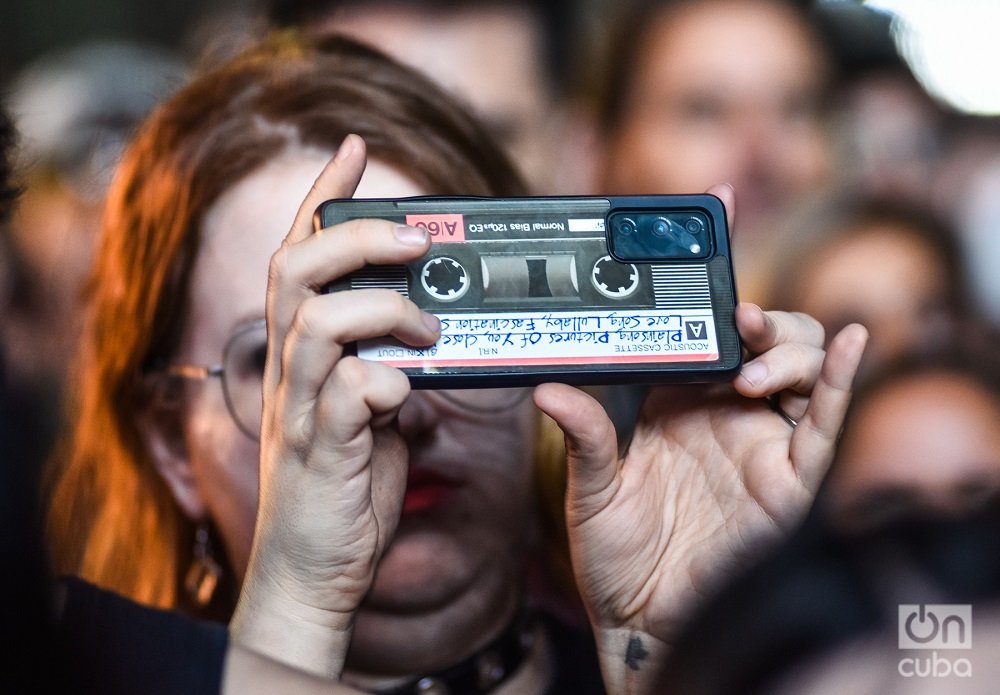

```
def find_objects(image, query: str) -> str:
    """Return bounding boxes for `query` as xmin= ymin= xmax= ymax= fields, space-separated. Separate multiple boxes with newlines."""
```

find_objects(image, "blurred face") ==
xmin=5 ymin=180 xmax=102 ymax=388
xmin=323 ymin=5 xmax=557 ymax=192
xmin=171 ymin=147 xmax=539 ymax=674
xmin=826 ymin=371 xmax=1000 ymax=528
xmin=603 ymin=0 xmax=831 ymax=237
xmin=789 ymin=224 xmax=953 ymax=374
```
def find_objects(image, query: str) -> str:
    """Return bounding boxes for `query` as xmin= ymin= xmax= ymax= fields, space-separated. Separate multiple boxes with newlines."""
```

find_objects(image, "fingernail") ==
xmin=422 ymin=311 xmax=441 ymax=334
xmin=741 ymin=360 xmax=768 ymax=387
xmin=395 ymin=225 xmax=428 ymax=246
xmin=334 ymin=135 xmax=356 ymax=164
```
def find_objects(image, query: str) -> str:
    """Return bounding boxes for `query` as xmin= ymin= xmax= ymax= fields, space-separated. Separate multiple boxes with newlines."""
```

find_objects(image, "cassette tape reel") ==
xmin=592 ymin=256 xmax=640 ymax=299
xmin=421 ymin=256 xmax=470 ymax=301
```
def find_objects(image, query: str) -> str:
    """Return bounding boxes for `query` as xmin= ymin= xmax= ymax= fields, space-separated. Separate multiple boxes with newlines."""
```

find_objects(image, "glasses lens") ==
xmin=222 ymin=321 xmax=267 ymax=440
xmin=436 ymin=387 xmax=532 ymax=413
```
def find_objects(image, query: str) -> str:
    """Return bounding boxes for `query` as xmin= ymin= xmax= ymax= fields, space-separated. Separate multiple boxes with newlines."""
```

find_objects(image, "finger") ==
xmin=789 ymin=323 xmax=869 ymax=491
xmin=265 ymin=134 xmax=369 ymax=390
xmin=735 ymin=303 xmax=825 ymax=357
xmin=533 ymin=382 xmax=620 ymax=521
xmin=278 ymin=289 xmax=439 ymax=398
xmin=734 ymin=340 xmax=824 ymax=398
xmin=265 ymin=221 xmax=432 ymax=388
xmin=280 ymin=218 xmax=430 ymax=294
xmin=705 ymin=182 xmax=736 ymax=231
xmin=314 ymin=357 xmax=411 ymax=462
xmin=284 ymin=134 xmax=367 ymax=245
xmin=268 ymin=357 xmax=408 ymax=483
xmin=733 ymin=304 xmax=825 ymax=397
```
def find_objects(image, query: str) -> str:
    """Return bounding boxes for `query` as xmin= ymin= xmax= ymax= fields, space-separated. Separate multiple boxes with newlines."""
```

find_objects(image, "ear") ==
xmin=136 ymin=392 xmax=208 ymax=522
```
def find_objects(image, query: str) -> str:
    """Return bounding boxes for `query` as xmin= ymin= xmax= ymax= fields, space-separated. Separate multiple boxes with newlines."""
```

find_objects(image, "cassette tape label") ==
xmin=405 ymin=213 xmax=466 ymax=242
xmin=356 ymin=307 xmax=720 ymax=367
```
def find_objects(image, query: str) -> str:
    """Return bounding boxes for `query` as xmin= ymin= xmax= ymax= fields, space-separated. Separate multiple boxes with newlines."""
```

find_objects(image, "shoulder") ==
xmin=56 ymin=576 xmax=229 ymax=695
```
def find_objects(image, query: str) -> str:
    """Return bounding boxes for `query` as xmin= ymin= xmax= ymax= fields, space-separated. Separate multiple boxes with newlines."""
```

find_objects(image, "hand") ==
xmin=230 ymin=135 xmax=440 ymax=676
xmin=534 ymin=191 xmax=869 ymax=693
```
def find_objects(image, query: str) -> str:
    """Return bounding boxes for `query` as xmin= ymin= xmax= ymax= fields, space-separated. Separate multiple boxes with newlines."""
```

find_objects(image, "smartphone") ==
xmin=315 ymin=195 xmax=741 ymax=388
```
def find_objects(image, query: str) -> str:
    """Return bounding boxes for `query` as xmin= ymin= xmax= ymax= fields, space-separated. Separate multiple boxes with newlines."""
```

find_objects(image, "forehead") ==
xmin=328 ymin=6 xmax=547 ymax=117
xmin=636 ymin=0 xmax=824 ymax=94
xmin=802 ymin=226 xmax=947 ymax=302
xmin=181 ymin=148 xmax=425 ymax=357
xmin=843 ymin=372 xmax=1000 ymax=479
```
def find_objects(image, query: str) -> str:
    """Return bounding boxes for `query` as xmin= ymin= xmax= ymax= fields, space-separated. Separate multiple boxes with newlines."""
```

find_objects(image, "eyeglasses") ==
xmin=167 ymin=319 xmax=531 ymax=441
xmin=167 ymin=319 xmax=269 ymax=441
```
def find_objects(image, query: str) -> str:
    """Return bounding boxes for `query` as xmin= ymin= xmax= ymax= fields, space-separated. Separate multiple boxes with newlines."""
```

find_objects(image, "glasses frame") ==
xmin=167 ymin=319 xmax=267 ymax=441
xmin=166 ymin=319 xmax=535 ymax=442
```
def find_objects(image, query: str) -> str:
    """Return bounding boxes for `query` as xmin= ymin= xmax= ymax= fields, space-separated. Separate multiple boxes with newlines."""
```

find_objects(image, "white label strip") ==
xmin=357 ymin=308 xmax=719 ymax=368
xmin=567 ymin=218 xmax=606 ymax=233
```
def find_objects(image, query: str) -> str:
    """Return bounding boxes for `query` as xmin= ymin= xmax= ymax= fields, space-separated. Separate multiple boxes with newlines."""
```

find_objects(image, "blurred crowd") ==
xmin=2 ymin=0 xmax=1000 ymax=693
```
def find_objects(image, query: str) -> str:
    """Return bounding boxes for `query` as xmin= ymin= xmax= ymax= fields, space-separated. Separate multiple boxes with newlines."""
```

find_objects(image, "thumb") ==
xmin=533 ymin=383 xmax=621 ymax=519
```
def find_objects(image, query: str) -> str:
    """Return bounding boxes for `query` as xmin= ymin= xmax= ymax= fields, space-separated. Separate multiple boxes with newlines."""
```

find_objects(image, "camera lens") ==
xmin=618 ymin=217 xmax=637 ymax=235
xmin=685 ymin=216 xmax=706 ymax=235
xmin=651 ymin=217 xmax=670 ymax=237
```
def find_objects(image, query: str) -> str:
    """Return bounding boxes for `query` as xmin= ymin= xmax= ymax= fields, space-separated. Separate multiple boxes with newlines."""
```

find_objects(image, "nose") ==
xmin=396 ymin=391 xmax=443 ymax=443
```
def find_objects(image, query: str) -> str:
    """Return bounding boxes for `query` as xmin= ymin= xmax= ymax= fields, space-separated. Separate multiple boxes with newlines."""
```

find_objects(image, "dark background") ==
xmin=0 ymin=0 xmax=238 ymax=85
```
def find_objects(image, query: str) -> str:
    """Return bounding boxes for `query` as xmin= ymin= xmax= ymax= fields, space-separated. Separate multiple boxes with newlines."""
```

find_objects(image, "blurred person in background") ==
xmin=265 ymin=0 xmax=588 ymax=194
xmin=655 ymin=489 xmax=1000 ymax=694
xmin=817 ymin=0 xmax=953 ymax=206
xmin=763 ymin=195 xmax=969 ymax=377
xmin=820 ymin=327 xmax=1000 ymax=531
xmin=3 ymin=40 xmax=185 ymax=455
xmin=2 ymin=98 xmax=227 ymax=695
xmin=591 ymin=0 xmax=838 ymax=303
xmin=817 ymin=1 xmax=1000 ymax=338
xmin=0 ymin=97 xmax=55 ymax=695
xmin=951 ymin=150 xmax=1000 ymax=329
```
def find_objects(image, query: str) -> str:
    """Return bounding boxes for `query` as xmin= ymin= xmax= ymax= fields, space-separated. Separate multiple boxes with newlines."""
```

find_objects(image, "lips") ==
xmin=402 ymin=468 xmax=460 ymax=515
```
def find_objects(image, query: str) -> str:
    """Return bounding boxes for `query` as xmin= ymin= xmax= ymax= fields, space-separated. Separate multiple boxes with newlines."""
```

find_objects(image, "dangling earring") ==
xmin=184 ymin=523 xmax=222 ymax=607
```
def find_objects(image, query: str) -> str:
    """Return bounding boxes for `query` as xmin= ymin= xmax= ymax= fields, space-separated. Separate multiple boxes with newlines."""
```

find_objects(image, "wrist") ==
xmin=229 ymin=568 xmax=356 ymax=679
xmin=593 ymin=626 xmax=673 ymax=695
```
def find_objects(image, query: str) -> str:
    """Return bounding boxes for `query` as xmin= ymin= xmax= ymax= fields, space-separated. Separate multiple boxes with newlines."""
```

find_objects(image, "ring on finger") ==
xmin=768 ymin=395 xmax=798 ymax=429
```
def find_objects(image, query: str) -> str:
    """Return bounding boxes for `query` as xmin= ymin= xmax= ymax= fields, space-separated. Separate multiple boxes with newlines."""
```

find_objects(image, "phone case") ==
xmin=316 ymin=195 xmax=741 ymax=388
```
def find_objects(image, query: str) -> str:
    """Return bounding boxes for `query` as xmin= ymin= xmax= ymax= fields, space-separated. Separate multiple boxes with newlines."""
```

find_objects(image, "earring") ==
xmin=184 ymin=523 xmax=222 ymax=607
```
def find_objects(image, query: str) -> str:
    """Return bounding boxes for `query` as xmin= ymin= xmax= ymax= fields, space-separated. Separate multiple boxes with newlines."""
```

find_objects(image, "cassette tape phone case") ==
xmin=317 ymin=195 xmax=741 ymax=388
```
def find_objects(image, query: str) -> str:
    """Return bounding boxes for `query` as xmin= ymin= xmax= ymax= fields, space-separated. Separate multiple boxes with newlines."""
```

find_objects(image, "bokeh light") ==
xmin=863 ymin=0 xmax=1000 ymax=116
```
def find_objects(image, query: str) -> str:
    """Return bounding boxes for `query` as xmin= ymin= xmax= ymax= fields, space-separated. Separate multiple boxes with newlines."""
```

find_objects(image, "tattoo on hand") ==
xmin=625 ymin=635 xmax=649 ymax=671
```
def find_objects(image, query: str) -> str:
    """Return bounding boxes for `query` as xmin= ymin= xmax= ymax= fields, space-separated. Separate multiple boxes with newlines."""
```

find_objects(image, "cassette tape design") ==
xmin=316 ymin=195 xmax=741 ymax=388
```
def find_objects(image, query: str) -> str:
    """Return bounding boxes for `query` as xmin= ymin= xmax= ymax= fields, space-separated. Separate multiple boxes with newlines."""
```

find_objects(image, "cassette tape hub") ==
xmin=317 ymin=195 xmax=742 ymax=388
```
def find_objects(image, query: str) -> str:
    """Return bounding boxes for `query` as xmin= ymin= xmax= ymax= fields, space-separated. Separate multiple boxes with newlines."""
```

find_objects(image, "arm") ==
xmin=222 ymin=644 xmax=367 ymax=694
xmin=228 ymin=135 xmax=438 ymax=677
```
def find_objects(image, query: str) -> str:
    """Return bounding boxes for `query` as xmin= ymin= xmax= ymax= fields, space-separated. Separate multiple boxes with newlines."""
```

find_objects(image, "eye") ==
xmin=782 ymin=91 xmax=822 ymax=127
xmin=248 ymin=343 xmax=267 ymax=376
xmin=678 ymin=94 xmax=727 ymax=123
xmin=225 ymin=325 xmax=268 ymax=381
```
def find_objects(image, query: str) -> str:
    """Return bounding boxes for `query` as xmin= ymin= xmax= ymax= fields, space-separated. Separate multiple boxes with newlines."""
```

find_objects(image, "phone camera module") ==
xmin=608 ymin=208 xmax=711 ymax=262
xmin=617 ymin=217 xmax=637 ymax=235
xmin=685 ymin=216 xmax=706 ymax=235
xmin=651 ymin=217 xmax=671 ymax=238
